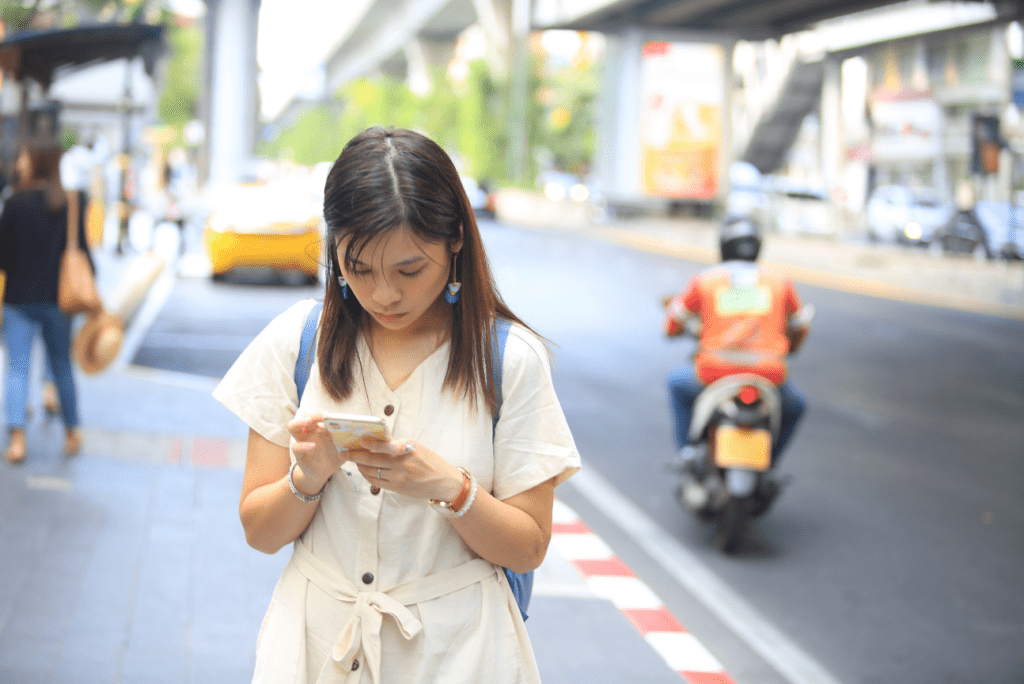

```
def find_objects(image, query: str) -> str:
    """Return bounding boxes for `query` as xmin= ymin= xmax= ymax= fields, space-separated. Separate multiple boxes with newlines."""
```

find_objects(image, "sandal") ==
xmin=43 ymin=382 xmax=61 ymax=418
xmin=4 ymin=429 xmax=26 ymax=464
xmin=64 ymin=429 xmax=82 ymax=456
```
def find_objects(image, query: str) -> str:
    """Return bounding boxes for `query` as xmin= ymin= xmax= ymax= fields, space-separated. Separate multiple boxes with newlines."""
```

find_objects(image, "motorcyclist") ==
xmin=664 ymin=216 xmax=812 ymax=479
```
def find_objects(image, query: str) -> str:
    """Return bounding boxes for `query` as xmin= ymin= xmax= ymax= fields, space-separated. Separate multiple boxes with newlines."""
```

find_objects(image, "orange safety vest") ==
xmin=665 ymin=262 xmax=802 ymax=386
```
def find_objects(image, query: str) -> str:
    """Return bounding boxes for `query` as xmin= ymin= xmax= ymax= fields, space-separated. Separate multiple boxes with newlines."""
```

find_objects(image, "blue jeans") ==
xmin=3 ymin=303 xmax=79 ymax=429
xmin=668 ymin=364 xmax=805 ymax=465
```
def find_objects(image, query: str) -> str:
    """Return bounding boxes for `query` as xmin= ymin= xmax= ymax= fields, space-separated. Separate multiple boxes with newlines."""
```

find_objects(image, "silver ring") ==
xmin=377 ymin=467 xmax=382 ymax=480
xmin=403 ymin=440 xmax=414 ymax=454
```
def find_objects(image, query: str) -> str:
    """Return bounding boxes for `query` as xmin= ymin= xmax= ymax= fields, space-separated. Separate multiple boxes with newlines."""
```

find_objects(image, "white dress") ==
xmin=213 ymin=299 xmax=581 ymax=684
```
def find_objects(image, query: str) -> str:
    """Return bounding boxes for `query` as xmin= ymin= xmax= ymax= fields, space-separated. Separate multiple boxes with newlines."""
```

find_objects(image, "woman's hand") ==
xmin=347 ymin=438 xmax=464 ymax=503
xmin=287 ymin=412 xmax=345 ymax=494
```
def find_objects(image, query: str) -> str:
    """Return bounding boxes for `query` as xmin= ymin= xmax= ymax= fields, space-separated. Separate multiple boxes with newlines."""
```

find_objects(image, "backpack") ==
xmin=295 ymin=301 xmax=534 ymax=621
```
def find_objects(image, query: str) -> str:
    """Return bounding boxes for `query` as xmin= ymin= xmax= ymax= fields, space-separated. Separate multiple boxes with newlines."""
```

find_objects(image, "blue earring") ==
xmin=445 ymin=282 xmax=461 ymax=304
xmin=445 ymin=253 xmax=461 ymax=304
xmin=337 ymin=276 xmax=349 ymax=300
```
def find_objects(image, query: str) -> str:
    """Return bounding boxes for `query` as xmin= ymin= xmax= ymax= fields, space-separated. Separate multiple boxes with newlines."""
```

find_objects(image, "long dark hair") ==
xmin=18 ymin=140 xmax=67 ymax=213
xmin=320 ymin=126 xmax=530 ymax=415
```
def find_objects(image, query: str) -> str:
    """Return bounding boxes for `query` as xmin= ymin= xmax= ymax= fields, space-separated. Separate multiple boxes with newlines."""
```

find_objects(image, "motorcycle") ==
xmin=671 ymin=305 xmax=813 ymax=553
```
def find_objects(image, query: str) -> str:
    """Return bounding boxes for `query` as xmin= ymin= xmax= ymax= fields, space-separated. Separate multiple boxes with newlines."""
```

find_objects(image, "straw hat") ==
xmin=73 ymin=311 xmax=125 ymax=374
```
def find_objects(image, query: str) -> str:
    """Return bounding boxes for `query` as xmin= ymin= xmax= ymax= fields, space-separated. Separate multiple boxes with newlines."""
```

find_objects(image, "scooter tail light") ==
xmin=738 ymin=386 xmax=760 ymax=405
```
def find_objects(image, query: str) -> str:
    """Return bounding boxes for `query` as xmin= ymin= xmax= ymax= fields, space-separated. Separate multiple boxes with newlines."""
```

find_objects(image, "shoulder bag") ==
xmin=58 ymin=190 xmax=102 ymax=315
xmin=294 ymin=302 xmax=534 ymax=621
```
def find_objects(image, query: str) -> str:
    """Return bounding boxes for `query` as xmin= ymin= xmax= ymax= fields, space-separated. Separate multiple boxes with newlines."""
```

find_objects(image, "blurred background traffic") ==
xmin=2 ymin=0 xmax=1024 ymax=278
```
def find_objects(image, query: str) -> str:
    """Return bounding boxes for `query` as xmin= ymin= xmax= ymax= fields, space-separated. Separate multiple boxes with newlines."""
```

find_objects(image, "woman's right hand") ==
xmin=287 ymin=412 xmax=344 ymax=493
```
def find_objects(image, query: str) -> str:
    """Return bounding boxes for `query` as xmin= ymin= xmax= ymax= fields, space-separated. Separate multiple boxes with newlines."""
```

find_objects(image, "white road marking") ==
xmin=647 ymin=632 xmax=724 ymax=672
xmin=586 ymin=575 xmax=663 ymax=609
xmin=549 ymin=533 xmax=614 ymax=560
xmin=567 ymin=462 xmax=846 ymax=684
xmin=25 ymin=476 xmax=74 ymax=492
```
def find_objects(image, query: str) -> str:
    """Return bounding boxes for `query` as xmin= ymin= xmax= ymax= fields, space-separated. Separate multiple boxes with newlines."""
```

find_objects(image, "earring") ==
xmin=445 ymin=253 xmax=461 ymax=304
xmin=337 ymin=276 xmax=349 ymax=300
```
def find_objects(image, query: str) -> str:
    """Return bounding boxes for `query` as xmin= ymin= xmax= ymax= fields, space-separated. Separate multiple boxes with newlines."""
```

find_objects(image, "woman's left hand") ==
xmin=347 ymin=438 xmax=464 ymax=503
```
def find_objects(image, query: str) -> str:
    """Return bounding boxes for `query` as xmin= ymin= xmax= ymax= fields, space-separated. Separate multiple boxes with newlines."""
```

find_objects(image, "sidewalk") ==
xmin=0 ymin=383 xmax=714 ymax=684
xmin=0 ymin=247 xmax=722 ymax=683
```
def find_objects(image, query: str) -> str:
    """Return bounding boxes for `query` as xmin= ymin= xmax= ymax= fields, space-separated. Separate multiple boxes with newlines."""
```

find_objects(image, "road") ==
xmin=132 ymin=220 xmax=1024 ymax=684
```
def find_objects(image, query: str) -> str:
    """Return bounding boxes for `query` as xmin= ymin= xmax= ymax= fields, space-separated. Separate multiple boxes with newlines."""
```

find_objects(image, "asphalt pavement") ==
xmin=2 ymin=202 xmax=1022 ymax=684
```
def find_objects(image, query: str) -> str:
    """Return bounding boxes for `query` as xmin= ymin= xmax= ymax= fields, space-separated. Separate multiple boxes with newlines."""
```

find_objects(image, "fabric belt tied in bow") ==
xmin=293 ymin=540 xmax=497 ymax=684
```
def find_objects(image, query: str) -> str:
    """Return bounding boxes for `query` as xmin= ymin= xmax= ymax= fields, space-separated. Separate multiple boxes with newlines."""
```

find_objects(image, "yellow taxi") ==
xmin=203 ymin=181 xmax=323 ymax=283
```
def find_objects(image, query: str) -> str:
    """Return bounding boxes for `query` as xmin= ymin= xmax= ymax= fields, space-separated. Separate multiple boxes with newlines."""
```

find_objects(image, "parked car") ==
xmin=766 ymin=180 xmax=831 ymax=236
xmin=203 ymin=180 xmax=322 ymax=284
xmin=460 ymin=175 xmax=496 ymax=219
xmin=539 ymin=170 xmax=590 ymax=204
xmin=932 ymin=201 xmax=1024 ymax=260
xmin=724 ymin=162 xmax=771 ymax=228
xmin=865 ymin=185 xmax=953 ymax=245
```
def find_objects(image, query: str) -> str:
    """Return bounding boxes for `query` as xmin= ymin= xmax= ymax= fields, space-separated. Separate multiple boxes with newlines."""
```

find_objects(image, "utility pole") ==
xmin=506 ymin=0 xmax=530 ymax=185
xmin=116 ymin=58 xmax=134 ymax=254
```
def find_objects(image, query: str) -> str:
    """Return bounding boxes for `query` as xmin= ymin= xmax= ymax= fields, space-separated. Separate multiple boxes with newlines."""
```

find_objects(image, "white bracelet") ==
xmin=457 ymin=474 xmax=478 ymax=518
xmin=429 ymin=469 xmax=478 ymax=518
xmin=288 ymin=461 xmax=324 ymax=503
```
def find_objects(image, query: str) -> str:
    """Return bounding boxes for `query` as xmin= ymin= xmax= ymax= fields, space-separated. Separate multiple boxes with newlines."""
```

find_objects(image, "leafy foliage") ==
xmin=157 ymin=22 xmax=201 ymax=130
xmin=260 ymin=47 xmax=601 ymax=188
xmin=0 ymin=0 xmax=165 ymax=32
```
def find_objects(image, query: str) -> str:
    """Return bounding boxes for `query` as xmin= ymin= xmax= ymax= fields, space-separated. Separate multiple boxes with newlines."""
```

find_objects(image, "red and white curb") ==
xmin=550 ymin=499 xmax=737 ymax=684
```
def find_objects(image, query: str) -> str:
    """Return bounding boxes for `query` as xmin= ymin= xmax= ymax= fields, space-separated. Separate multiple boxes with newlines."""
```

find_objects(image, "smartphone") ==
xmin=323 ymin=413 xmax=391 ymax=451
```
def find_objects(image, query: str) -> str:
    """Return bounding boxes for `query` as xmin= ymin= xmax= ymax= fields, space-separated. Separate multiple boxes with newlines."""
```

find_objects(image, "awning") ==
xmin=0 ymin=23 xmax=165 ymax=90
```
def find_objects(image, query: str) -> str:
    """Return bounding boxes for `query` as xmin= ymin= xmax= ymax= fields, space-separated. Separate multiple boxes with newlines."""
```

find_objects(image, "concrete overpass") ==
xmin=208 ymin=0 xmax=1021 ymax=200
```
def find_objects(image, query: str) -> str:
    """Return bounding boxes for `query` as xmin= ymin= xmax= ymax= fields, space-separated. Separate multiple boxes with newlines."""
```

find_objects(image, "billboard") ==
xmin=638 ymin=41 xmax=724 ymax=199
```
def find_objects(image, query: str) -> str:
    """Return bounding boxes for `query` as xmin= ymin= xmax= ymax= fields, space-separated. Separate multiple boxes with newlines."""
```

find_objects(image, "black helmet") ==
xmin=719 ymin=217 xmax=762 ymax=261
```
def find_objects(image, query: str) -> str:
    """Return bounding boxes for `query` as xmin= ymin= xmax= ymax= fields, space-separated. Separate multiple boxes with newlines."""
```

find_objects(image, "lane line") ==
xmin=567 ymin=463 xmax=845 ymax=684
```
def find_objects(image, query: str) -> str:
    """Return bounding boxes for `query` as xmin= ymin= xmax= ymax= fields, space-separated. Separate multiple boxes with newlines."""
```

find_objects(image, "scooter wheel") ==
xmin=714 ymin=497 xmax=750 ymax=554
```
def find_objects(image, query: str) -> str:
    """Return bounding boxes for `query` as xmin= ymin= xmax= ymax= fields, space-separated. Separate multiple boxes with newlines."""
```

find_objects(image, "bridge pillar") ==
xmin=472 ymin=0 xmax=512 ymax=73
xmin=203 ymin=0 xmax=260 ymax=187
xmin=821 ymin=55 xmax=843 ymax=209
xmin=595 ymin=27 xmax=645 ymax=201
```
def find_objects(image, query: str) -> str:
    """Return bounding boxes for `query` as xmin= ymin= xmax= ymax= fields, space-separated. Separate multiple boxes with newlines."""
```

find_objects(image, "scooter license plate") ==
xmin=714 ymin=427 xmax=771 ymax=471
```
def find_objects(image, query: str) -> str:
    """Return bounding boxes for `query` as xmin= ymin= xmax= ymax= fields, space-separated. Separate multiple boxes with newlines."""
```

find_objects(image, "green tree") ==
xmin=157 ymin=22 xmax=201 ymax=131
xmin=531 ymin=50 xmax=600 ymax=179
xmin=0 ymin=0 xmax=169 ymax=32
xmin=260 ymin=43 xmax=602 ymax=189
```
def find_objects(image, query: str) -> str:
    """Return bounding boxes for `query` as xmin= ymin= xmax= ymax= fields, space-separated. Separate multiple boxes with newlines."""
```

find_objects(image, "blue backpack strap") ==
xmin=491 ymin=318 xmax=511 ymax=432
xmin=492 ymin=318 xmax=533 ymax=622
xmin=295 ymin=301 xmax=324 ymax=403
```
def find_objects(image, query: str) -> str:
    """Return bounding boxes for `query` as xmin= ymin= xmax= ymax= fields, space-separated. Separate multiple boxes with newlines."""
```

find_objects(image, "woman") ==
xmin=214 ymin=127 xmax=580 ymax=683
xmin=0 ymin=140 xmax=89 ymax=463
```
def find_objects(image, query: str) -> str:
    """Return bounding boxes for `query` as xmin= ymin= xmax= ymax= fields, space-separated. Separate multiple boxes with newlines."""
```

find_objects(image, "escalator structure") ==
xmin=741 ymin=58 xmax=824 ymax=175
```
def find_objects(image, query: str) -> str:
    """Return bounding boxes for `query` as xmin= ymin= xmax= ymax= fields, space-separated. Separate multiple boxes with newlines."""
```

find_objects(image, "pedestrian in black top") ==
xmin=0 ymin=140 xmax=92 ymax=463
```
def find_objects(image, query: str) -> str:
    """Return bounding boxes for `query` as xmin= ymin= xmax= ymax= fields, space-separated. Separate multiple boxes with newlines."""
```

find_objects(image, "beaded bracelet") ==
xmin=429 ymin=467 xmax=478 ymax=518
xmin=288 ymin=461 xmax=324 ymax=503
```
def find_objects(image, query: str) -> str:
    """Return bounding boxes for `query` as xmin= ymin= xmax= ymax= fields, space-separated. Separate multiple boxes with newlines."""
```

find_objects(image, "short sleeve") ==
xmin=212 ymin=299 xmax=319 ymax=447
xmin=783 ymin=278 xmax=802 ymax=315
xmin=681 ymin=276 xmax=702 ymax=314
xmin=491 ymin=326 xmax=581 ymax=500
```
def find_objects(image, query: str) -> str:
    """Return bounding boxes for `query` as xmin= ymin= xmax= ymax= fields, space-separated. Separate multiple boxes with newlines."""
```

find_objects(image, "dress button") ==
xmin=362 ymin=572 xmax=374 ymax=584
xmin=351 ymin=659 xmax=360 ymax=671
xmin=370 ymin=485 xmax=381 ymax=495
xmin=384 ymin=404 xmax=394 ymax=416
